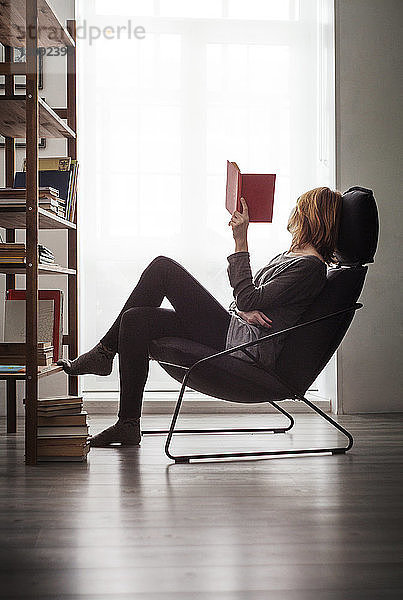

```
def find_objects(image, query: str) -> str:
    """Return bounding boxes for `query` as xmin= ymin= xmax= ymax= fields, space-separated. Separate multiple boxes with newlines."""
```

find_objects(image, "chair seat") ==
xmin=149 ymin=337 xmax=293 ymax=403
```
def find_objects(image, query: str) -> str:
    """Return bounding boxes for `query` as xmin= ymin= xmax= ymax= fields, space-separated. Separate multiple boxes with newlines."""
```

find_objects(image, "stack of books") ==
xmin=0 ymin=342 xmax=53 ymax=367
xmin=36 ymin=395 xmax=90 ymax=461
xmin=14 ymin=156 xmax=79 ymax=221
xmin=0 ymin=186 xmax=63 ymax=216
xmin=0 ymin=243 xmax=25 ymax=264
xmin=38 ymin=244 xmax=55 ymax=265
xmin=0 ymin=243 xmax=55 ymax=265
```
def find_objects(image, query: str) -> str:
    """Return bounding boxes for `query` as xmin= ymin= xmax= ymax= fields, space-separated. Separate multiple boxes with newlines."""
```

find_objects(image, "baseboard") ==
xmin=83 ymin=391 xmax=331 ymax=414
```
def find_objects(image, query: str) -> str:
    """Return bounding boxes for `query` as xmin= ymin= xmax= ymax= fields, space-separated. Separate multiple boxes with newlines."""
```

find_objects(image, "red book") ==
xmin=225 ymin=161 xmax=276 ymax=223
xmin=6 ymin=289 xmax=63 ymax=362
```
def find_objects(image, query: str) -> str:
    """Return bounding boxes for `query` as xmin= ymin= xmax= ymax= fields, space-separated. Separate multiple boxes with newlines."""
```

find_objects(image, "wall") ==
xmin=335 ymin=0 xmax=403 ymax=412
xmin=0 ymin=0 xmax=74 ymax=415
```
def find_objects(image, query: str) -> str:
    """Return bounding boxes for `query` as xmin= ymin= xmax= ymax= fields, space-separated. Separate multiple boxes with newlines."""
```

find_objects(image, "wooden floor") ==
xmin=1 ymin=412 xmax=403 ymax=599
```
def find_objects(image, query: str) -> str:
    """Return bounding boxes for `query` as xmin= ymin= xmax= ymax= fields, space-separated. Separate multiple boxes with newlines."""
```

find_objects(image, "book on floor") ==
xmin=226 ymin=161 xmax=276 ymax=223
xmin=37 ymin=438 xmax=90 ymax=460
xmin=36 ymin=396 xmax=90 ymax=461
xmin=37 ymin=425 xmax=89 ymax=438
xmin=37 ymin=412 xmax=88 ymax=426
xmin=36 ymin=395 xmax=83 ymax=406
xmin=36 ymin=397 xmax=84 ymax=415
xmin=37 ymin=406 xmax=84 ymax=416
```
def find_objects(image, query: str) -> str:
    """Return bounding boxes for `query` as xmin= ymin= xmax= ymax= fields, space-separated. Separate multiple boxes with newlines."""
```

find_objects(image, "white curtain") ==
xmin=77 ymin=0 xmax=335 ymax=397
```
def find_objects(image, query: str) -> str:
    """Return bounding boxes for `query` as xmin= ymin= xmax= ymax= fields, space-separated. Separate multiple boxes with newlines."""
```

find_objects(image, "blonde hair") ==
xmin=287 ymin=187 xmax=342 ymax=265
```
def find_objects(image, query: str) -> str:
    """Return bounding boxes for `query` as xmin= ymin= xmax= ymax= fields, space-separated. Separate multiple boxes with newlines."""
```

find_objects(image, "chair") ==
xmin=146 ymin=186 xmax=379 ymax=463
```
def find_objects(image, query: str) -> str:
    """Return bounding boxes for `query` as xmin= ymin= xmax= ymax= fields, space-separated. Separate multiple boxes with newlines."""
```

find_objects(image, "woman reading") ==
xmin=58 ymin=186 xmax=342 ymax=447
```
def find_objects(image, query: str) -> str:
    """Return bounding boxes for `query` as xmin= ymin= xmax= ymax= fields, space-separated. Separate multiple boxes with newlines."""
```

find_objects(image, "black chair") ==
xmin=146 ymin=186 xmax=379 ymax=463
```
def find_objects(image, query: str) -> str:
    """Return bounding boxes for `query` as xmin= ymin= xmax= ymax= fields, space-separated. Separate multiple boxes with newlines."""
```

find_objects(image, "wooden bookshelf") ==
xmin=0 ymin=96 xmax=76 ymax=138
xmin=0 ymin=2 xmax=78 ymax=464
xmin=0 ymin=0 xmax=75 ymax=48
xmin=0 ymin=206 xmax=77 ymax=230
xmin=0 ymin=263 xmax=76 ymax=275
xmin=0 ymin=364 xmax=63 ymax=381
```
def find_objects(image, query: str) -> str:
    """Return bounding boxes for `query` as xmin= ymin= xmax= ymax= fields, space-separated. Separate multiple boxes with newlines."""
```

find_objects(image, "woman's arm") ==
xmin=227 ymin=253 xmax=326 ymax=312
xmin=228 ymin=197 xmax=249 ymax=253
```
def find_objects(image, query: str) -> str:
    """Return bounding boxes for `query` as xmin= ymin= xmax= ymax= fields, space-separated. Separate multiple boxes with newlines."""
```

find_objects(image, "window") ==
xmin=77 ymin=0 xmax=336 ymax=402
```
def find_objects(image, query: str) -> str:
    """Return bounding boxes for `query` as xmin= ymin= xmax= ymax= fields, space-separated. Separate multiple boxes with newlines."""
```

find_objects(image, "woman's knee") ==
xmin=120 ymin=306 xmax=156 ymax=328
xmin=149 ymin=255 xmax=173 ymax=268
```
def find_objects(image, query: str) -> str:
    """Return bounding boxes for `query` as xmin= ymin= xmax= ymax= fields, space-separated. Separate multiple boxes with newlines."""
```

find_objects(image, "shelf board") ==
xmin=0 ymin=263 xmax=76 ymax=275
xmin=0 ymin=206 xmax=76 ymax=230
xmin=0 ymin=364 xmax=63 ymax=381
xmin=0 ymin=0 xmax=75 ymax=48
xmin=0 ymin=96 xmax=76 ymax=139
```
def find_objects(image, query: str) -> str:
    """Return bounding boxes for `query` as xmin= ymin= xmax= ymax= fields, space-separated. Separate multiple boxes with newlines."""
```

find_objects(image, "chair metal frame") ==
xmin=143 ymin=304 xmax=361 ymax=463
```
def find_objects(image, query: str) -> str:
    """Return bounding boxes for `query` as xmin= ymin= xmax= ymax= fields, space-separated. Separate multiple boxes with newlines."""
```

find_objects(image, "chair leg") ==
xmin=142 ymin=396 xmax=294 ymax=437
xmin=7 ymin=380 xmax=17 ymax=434
xmin=163 ymin=378 xmax=353 ymax=463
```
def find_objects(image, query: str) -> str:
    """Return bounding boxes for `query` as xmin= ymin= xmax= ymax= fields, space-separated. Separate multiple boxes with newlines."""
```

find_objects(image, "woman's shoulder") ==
xmin=279 ymin=251 xmax=327 ymax=270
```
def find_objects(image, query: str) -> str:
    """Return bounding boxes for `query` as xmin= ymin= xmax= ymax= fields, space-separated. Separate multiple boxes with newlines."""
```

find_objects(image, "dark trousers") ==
xmin=100 ymin=256 xmax=231 ymax=419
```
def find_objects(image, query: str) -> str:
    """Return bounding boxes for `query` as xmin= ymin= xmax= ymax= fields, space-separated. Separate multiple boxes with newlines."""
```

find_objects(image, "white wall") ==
xmin=0 ymin=0 xmax=74 ymax=414
xmin=335 ymin=0 xmax=403 ymax=412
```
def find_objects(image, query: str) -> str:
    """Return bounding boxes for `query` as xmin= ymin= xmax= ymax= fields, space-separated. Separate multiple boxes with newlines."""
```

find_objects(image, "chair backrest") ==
xmin=275 ymin=186 xmax=379 ymax=393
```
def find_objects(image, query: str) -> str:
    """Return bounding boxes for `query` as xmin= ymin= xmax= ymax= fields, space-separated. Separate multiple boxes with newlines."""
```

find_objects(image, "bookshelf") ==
xmin=0 ymin=1 xmax=78 ymax=464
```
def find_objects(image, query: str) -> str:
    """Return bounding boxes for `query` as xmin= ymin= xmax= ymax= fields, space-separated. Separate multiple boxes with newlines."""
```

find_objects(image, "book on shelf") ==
xmin=0 ymin=243 xmax=56 ymax=266
xmin=0 ymin=365 xmax=25 ymax=374
xmin=0 ymin=342 xmax=53 ymax=366
xmin=14 ymin=158 xmax=78 ymax=221
xmin=226 ymin=161 xmax=276 ymax=223
xmin=0 ymin=188 xmax=66 ymax=218
xmin=0 ymin=243 xmax=25 ymax=263
xmin=0 ymin=186 xmax=60 ymax=200
xmin=22 ymin=157 xmax=71 ymax=172
xmin=6 ymin=290 xmax=64 ymax=361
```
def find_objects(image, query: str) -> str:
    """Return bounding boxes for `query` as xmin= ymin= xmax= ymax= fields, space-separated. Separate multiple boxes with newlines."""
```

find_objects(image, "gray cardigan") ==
xmin=225 ymin=251 xmax=327 ymax=369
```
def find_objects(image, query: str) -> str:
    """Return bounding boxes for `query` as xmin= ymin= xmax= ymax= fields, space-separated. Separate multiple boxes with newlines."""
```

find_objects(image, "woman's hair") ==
xmin=287 ymin=187 xmax=342 ymax=265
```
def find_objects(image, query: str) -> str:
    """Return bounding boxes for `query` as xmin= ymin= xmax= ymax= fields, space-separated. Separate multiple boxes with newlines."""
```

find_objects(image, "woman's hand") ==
xmin=229 ymin=197 xmax=249 ymax=252
xmin=237 ymin=310 xmax=272 ymax=329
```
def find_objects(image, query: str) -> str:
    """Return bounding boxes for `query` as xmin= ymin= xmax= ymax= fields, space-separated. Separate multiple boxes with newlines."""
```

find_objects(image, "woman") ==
xmin=58 ymin=186 xmax=342 ymax=447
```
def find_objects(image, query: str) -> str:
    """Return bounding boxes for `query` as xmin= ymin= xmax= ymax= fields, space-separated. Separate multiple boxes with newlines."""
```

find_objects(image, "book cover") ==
xmin=14 ymin=171 xmax=72 ymax=202
xmin=0 ymin=365 xmax=25 ymax=373
xmin=225 ymin=161 xmax=276 ymax=223
xmin=6 ymin=290 xmax=63 ymax=361
xmin=4 ymin=299 xmax=55 ymax=357
xmin=23 ymin=157 xmax=71 ymax=172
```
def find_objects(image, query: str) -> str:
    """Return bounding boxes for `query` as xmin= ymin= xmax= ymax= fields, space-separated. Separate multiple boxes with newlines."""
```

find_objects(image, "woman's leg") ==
xmin=101 ymin=255 xmax=230 ymax=352
xmin=90 ymin=258 xmax=231 ymax=447
xmin=117 ymin=306 xmax=185 ymax=420
xmin=59 ymin=256 xmax=230 ymax=376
